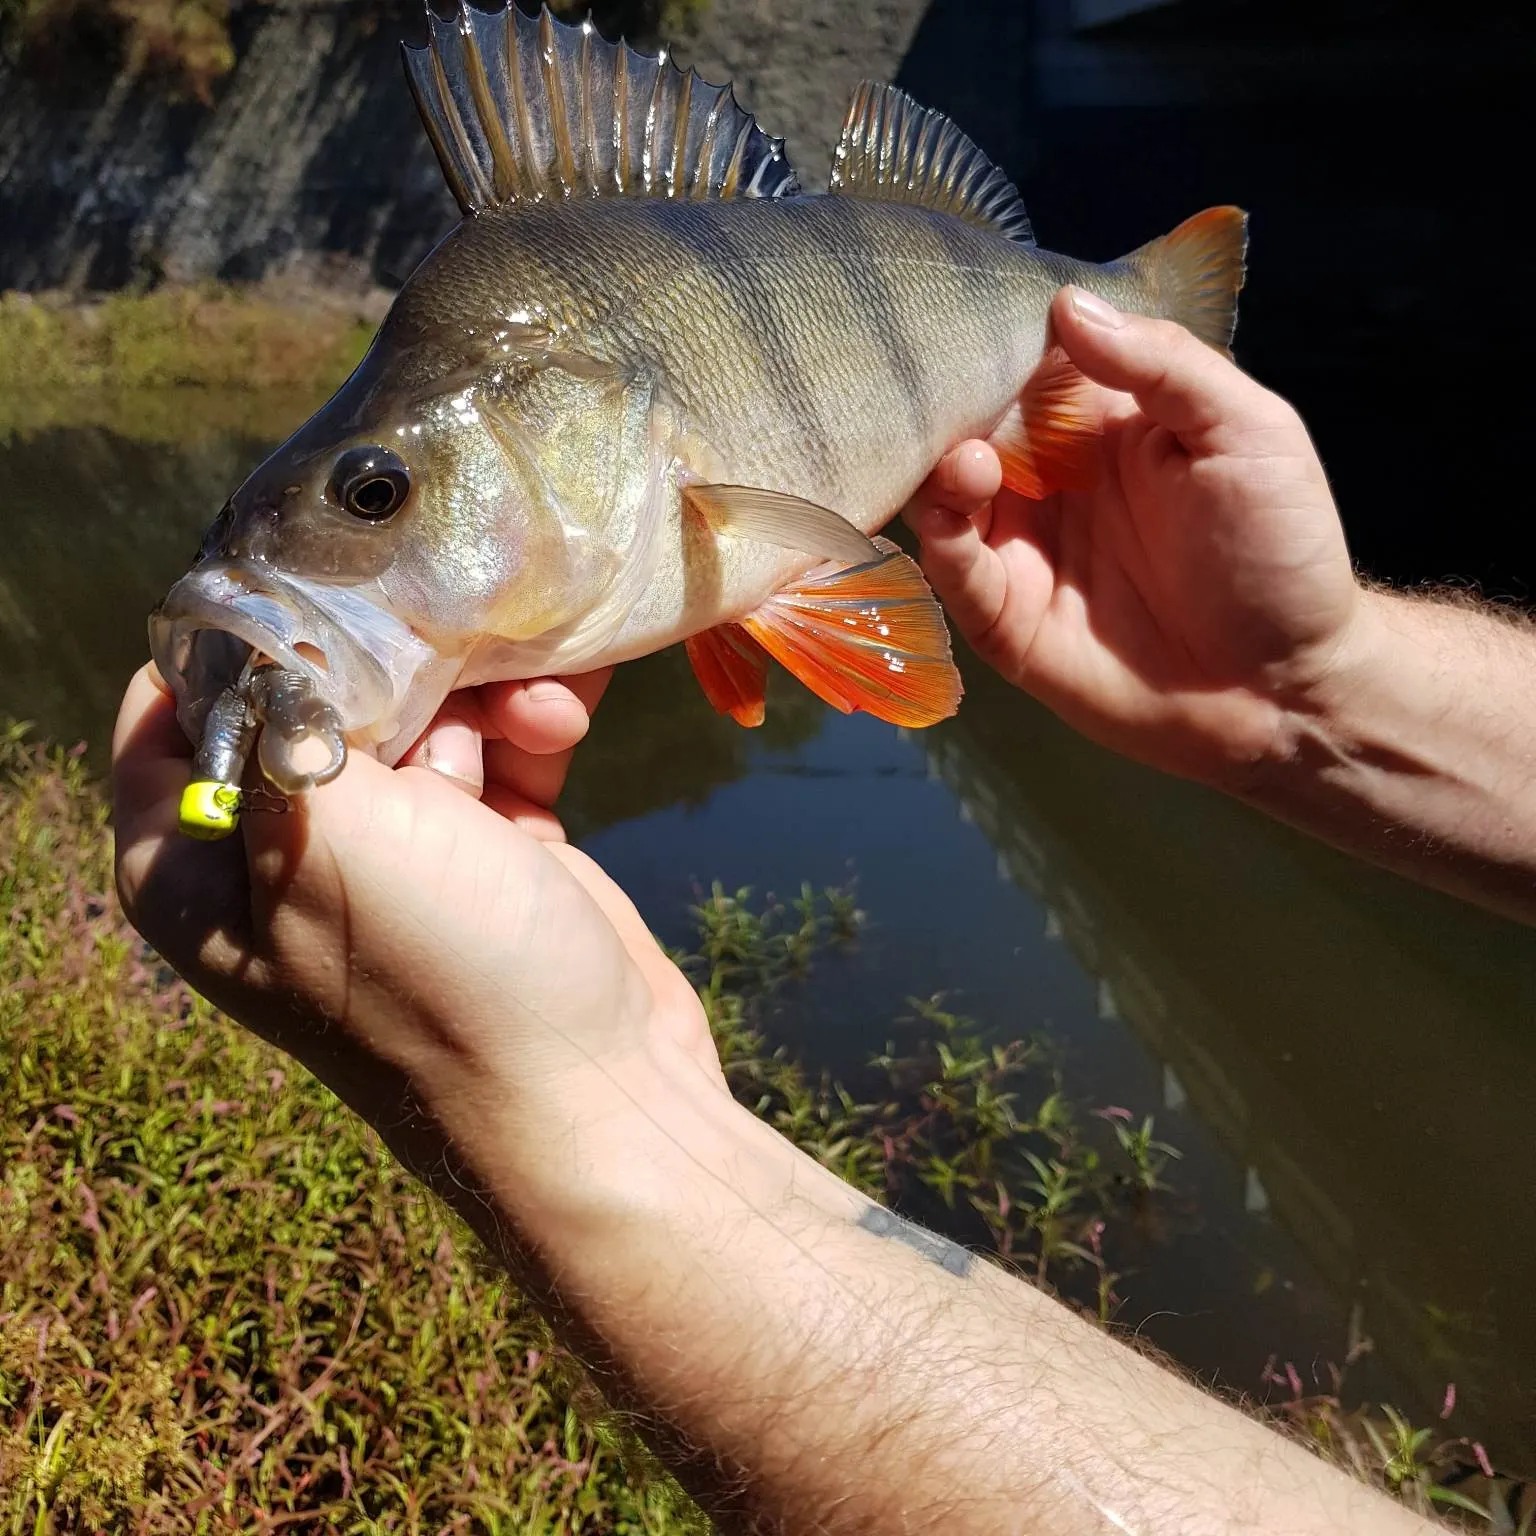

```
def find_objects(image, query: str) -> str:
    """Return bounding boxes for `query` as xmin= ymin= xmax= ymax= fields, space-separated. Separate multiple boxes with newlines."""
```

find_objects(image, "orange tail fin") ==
xmin=1125 ymin=205 xmax=1249 ymax=355
xmin=734 ymin=538 xmax=961 ymax=728
xmin=991 ymin=206 xmax=1247 ymax=500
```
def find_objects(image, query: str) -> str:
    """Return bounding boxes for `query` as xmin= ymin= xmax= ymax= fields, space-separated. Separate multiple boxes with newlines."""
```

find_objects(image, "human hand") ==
xmin=111 ymin=665 xmax=721 ymax=1252
xmin=904 ymin=287 xmax=1362 ymax=789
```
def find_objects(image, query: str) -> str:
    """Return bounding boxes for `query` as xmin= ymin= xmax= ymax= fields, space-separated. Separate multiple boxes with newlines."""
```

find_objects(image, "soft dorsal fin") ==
xmin=827 ymin=81 xmax=1033 ymax=245
xmin=403 ymin=1 xmax=800 ymax=215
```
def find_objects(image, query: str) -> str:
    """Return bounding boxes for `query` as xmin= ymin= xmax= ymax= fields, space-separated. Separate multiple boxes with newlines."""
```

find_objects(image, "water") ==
xmin=6 ymin=400 xmax=1536 ymax=1466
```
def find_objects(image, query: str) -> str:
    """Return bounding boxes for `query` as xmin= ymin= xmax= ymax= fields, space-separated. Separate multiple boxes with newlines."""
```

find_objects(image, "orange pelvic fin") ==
xmin=991 ymin=347 xmax=1103 ymax=500
xmin=686 ymin=623 xmax=770 ymax=727
xmin=740 ymin=537 xmax=962 ymax=728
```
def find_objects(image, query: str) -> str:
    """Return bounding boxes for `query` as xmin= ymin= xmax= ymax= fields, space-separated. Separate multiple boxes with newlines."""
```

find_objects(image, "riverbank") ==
xmin=0 ymin=726 xmax=1513 ymax=1530
xmin=0 ymin=282 xmax=379 ymax=441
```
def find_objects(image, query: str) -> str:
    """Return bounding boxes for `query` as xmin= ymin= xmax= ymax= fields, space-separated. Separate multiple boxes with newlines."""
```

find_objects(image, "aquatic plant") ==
xmin=1266 ymin=1370 xmax=1532 ymax=1531
xmin=1107 ymin=1112 xmax=1182 ymax=1195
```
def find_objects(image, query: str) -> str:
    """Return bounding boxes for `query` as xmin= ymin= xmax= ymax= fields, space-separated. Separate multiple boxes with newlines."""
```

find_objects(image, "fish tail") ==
xmin=991 ymin=207 xmax=1248 ymax=501
xmin=1122 ymin=206 xmax=1249 ymax=355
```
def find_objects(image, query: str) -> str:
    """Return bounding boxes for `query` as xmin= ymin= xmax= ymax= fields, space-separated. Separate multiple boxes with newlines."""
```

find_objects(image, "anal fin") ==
xmin=992 ymin=348 xmax=1103 ymax=500
xmin=739 ymin=537 xmax=961 ymax=729
xmin=686 ymin=623 xmax=769 ymax=727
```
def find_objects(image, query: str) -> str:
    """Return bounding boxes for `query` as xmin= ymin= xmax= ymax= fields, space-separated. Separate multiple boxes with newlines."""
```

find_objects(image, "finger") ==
xmin=480 ymin=780 xmax=568 ymax=843
xmin=1051 ymin=287 xmax=1282 ymax=447
xmin=479 ymin=669 xmax=613 ymax=755
xmin=110 ymin=664 xmax=251 ymax=963
xmin=480 ymin=669 xmax=614 ymax=823
xmin=901 ymin=439 xmax=1003 ymax=537
xmin=482 ymin=736 xmax=580 ymax=823
xmin=910 ymin=499 xmax=1011 ymax=645
xmin=111 ymin=662 xmax=183 ymax=766
xmin=397 ymin=693 xmax=486 ymax=797
xmin=111 ymin=665 xmax=196 ymax=869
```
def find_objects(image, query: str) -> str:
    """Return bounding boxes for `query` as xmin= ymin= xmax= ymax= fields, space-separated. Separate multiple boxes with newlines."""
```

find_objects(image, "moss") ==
xmin=1 ymin=0 xmax=709 ymax=102
xmin=0 ymin=725 xmax=694 ymax=1532
xmin=0 ymin=286 xmax=378 ymax=444
xmin=1 ymin=0 xmax=233 ymax=103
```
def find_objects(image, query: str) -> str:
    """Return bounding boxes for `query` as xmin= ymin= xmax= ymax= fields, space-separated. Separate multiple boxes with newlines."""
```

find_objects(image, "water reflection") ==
xmin=0 ymin=414 xmax=275 ymax=756
xmin=926 ymin=659 xmax=1536 ymax=1452
xmin=561 ymin=652 xmax=825 ymax=842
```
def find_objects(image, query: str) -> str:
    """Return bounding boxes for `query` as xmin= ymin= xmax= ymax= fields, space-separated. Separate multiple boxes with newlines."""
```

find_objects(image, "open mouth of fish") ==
xmin=150 ymin=559 xmax=440 ymax=793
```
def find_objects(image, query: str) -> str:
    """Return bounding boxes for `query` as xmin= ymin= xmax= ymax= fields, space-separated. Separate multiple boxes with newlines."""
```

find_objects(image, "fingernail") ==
xmin=1069 ymin=288 xmax=1126 ymax=329
xmin=420 ymin=719 xmax=482 ymax=791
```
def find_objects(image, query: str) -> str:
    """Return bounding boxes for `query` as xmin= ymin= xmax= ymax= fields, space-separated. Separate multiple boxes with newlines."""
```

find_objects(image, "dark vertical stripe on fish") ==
xmin=827 ymin=204 xmax=928 ymax=445
xmin=639 ymin=200 xmax=839 ymax=477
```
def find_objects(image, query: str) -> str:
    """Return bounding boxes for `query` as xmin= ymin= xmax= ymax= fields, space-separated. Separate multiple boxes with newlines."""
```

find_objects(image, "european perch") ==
xmin=151 ymin=1 xmax=1247 ymax=838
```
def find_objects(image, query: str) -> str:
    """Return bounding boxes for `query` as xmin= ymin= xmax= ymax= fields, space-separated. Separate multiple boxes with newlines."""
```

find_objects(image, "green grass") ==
xmin=0 ymin=725 xmax=1521 ymax=1530
xmin=0 ymin=727 xmax=697 ymax=1532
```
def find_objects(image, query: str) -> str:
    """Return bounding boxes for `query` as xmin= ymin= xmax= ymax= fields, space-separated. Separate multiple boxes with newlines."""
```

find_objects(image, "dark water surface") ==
xmin=5 ymin=402 xmax=1536 ymax=1467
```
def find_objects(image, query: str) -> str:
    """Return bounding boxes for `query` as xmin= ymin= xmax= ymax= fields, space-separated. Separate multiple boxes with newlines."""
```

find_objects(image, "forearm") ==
xmin=435 ymin=1043 xmax=1428 ymax=1535
xmin=1248 ymin=587 xmax=1536 ymax=922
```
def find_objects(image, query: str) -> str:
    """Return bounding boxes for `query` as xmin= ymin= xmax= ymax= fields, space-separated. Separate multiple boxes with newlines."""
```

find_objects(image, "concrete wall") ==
xmin=0 ymin=0 xmax=926 ymax=291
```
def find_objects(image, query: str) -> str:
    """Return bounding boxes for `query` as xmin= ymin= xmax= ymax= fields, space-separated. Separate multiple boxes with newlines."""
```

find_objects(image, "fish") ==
xmin=150 ymin=0 xmax=1247 ymax=835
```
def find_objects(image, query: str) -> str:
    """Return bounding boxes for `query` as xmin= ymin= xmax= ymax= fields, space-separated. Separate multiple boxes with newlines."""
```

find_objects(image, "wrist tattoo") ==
xmin=856 ymin=1205 xmax=973 ymax=1277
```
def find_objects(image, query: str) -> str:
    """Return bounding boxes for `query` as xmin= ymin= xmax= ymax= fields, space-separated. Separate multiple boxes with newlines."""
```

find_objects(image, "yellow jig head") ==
xmin=177 ymin=668 xmax=337 ymax=840
xmin=179 ymin=780 xmax=245 ymax=840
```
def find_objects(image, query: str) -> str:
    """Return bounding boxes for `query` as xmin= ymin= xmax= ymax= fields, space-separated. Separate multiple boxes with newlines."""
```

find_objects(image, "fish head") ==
xmin=154 ymin=250 xmax=669 ymax=773
xmin=150 ymin=331 xmax=577 ymax=769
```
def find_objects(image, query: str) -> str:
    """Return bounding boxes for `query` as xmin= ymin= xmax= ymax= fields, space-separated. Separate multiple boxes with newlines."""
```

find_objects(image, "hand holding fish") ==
xmin=112 ymin=657 xmax=722 ymax=1200
xmin=106 ymin=1 xmax=1516 ymax=1524
xmin=909 ymin=298 xmax=1536 ymax=921
xmin=905 ymin=285 xmax=1358 ymax=791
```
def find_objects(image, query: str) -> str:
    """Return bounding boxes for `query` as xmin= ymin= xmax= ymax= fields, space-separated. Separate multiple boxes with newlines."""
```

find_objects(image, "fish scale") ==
xmin=150 ymin=0 xmax=1247 ymax=840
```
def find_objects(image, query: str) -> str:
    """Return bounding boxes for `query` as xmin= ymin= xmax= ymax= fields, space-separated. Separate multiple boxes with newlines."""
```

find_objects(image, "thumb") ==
xmin=1051 ymin=286 xmax=1279 ymax=448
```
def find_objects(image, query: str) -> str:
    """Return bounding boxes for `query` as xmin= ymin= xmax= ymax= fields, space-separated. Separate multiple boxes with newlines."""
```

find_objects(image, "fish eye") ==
xmin=329 ymin=446 xmax=411 ymax=522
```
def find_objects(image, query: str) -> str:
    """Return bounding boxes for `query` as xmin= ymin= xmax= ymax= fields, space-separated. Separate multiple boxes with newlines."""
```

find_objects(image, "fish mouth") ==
xmin=150 ymin=559 xmax=440 ymax=762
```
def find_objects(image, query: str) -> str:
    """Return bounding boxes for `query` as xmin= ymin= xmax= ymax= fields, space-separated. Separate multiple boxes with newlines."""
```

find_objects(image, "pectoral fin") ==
xmin=684 ymin=483 xmax=879 ymax=565
xmin=991 ymin=349 xmax=1102 ymax=500
xmin=685 ymin=623 xmax=770 ymax=726
xmin=739 ymin=537 xmax=962 ymax=728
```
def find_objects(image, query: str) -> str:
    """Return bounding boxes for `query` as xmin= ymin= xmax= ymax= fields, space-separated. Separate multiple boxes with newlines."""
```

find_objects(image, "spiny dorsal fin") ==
xmin=403 ymin=1 xmax=800 ymax=215
xmin=828 ymin=81 xmax=1033 ymax=245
